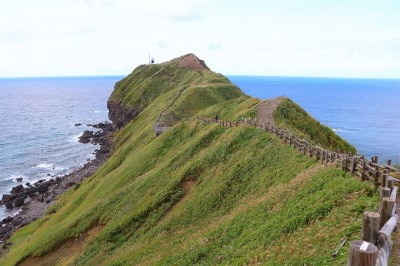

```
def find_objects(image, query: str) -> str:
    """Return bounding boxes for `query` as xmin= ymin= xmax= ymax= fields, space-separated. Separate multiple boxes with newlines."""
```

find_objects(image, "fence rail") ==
xmin=199 ymin=116 xmax=399 ymax=266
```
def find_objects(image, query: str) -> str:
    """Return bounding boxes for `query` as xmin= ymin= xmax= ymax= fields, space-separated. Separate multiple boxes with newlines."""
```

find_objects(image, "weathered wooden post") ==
xmin=347 ymin=240 xmax=378 ymax=266
xmin=362 ymin=212 xmax=380 ymax=244
xmin=343 ymin=157 xmax=348 ymax=171
xmin=361 ymin=157 xmax=366 ymax=181
xmin=376 ymin=214 xmax=399 ymax=266
xmin=387 ymin=179 xmax=394 ymax=192
xmin=379 ymin=187 xmax=391 ymax=213
xmin=373 ymin=165 xmax=379 ymax=187
xmin=381 ymin=169 xmax=388 ymax=189
xmin=379 ymin=197 xmax=395 ymax=229
xmin=350 ymin=157 xmax=357 ymax=175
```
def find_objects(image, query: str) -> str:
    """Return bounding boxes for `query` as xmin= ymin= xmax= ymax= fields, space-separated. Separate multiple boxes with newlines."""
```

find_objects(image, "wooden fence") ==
xmin=200 ymin=116 xmax=399 ymax=266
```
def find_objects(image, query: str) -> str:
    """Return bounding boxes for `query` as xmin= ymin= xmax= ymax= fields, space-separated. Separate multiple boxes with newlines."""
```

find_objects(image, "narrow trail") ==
xmin=156 ymin=86 xmax=187 ymax=123
xmin=392 ymin=197 xmax=400 ymax=265
xmin=257 ymin=96 xmax=286 ymax=127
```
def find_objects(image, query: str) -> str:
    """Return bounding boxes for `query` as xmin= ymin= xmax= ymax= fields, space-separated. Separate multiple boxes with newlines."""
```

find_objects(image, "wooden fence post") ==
xmin=381 ymin=170 xmax=388 ymax=189
xmin=379 ymin=197 xmax=395 ymax=229
xmin=362 ymin=212 xmax=380 ymax=244
xmin=361 ymin=158 xmax=366 ymax=181
xmin=347 ymin=240 xmax=378 ymax=266
xmin=373 ymin=165 xmax=379 ymax=187
xmin=387 ymin=179 xmax=394 ymax=192
xmin=379 ymin=187 xmax=391 ymax=213
xmin=350 ymin=157 xmax=357 ymax=175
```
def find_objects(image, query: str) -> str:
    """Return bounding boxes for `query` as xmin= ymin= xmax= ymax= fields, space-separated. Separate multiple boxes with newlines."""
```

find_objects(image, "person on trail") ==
xmin=215 ymin=114 xmax=219 ymax=121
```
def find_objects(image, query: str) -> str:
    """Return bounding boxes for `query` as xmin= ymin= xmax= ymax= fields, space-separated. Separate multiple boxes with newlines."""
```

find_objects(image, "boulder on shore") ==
xmin=1 ymin=194 xmax=12 ymax=203
xmin=5 ymin=202 xmax=13 ymax=209
xmin=79 ymin=131 xmax=94 ymax=143
xmin=11 ymin=185 xmax=24 ymax=195
xmin=13 ymin=197 xmax=24 ymax=207
xmin=15 ymin=177 xmax=23 ymax=182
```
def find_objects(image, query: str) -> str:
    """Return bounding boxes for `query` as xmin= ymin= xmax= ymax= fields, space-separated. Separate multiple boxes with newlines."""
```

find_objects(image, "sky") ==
xmin=0 ymin=0 xmax=399 ymax=78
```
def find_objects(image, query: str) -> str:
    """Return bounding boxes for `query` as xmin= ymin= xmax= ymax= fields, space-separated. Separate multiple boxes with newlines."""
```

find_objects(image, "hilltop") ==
xmin=0 ymin=54 xmax=375 ymax=265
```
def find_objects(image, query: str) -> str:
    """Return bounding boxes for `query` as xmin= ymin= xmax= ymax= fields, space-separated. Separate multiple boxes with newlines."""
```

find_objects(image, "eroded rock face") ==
xmin=107 ymin=100 xmax=141 ymax=129
xmin=178 ymin=54 xmax=210 ymax=70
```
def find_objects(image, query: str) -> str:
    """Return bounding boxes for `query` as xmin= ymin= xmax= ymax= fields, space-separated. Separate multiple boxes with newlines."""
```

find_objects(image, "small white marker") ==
xmin=360 ymin=241 xmax=369 ymax=251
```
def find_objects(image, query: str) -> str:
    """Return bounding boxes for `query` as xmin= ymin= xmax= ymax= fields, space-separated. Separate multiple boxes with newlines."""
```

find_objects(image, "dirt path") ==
xmin=391 ymin=195 xmax=400 ymax=265
xmin=257 ymin=96 xmax=286 ymax=127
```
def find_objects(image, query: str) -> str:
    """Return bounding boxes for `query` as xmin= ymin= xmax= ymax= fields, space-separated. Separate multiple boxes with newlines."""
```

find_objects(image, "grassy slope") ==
xmin=274 ymin=98 xmax=356 ymax=153
xmin=1 ymin=57 xmax=376 ymax=265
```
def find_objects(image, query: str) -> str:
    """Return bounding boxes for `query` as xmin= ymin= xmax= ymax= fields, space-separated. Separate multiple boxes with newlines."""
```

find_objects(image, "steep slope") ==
xmin=0 ymin=54 xmax=375 ymax=265
xmin=108 ymin=53 xmax=241 ymax=128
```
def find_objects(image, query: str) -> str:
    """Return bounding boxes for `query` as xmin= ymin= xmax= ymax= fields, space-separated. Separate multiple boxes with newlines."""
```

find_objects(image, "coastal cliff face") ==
xmin=107 ymin=99 xmax=140 ymax=128
xmin=1 ymin=54 xmax=368 ymax=266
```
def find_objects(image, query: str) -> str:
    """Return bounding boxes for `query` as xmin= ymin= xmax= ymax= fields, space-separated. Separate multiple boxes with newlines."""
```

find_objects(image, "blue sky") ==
xmin=0 ymin=0 xmax=399 ymax=78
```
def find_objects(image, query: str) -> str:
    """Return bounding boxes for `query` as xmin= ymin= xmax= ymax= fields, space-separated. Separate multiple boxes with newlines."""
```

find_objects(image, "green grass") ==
xmin=0 ymin=55 xmax=374 ymax=265
xmin=274 ymin=98 xmax=356 ymax=153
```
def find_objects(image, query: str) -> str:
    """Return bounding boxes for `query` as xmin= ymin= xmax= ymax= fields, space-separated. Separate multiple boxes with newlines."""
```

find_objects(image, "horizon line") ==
xmin=0 ymin=74 xmax=399 ymax=80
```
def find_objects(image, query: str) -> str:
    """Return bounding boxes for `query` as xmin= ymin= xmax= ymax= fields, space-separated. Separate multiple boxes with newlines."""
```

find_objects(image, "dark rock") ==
xmin=79 ymin=130 xmax=94 ymax=143
xmin=15 ymin=177 xmax=23 ymax=182
xmin=2 ymin=216 xmax=13 ymax=223
xmin=11 ymin=185 xmax=23 ymax=195
xmin=46 ymin=199 xmax=51 ymax=204
xmin=65 ymin=182 xmax=76 ymax=188
xmin=5 ymin=202 xmax=13 ymax=209
xmin=25 ymin=182 xmax=31 ymax=187
xmin=37 ymin=185 xmax=48 ymax=193
xmin=74 ymin=123 xmax=82 ymax=126
xmin=107 ymin=100 xmax=140 ymax=129
xmin=1 ymin=194 xmax=12 ymax=203
xmin=13 ymin=197 xmax=24 ymax=207
xmin=47 ymin=173 xmax=51 ymax=176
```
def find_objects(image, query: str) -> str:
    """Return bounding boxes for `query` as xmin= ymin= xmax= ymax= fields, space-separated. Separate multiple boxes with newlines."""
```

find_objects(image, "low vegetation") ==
xmin=274 ymin=98 xmax=356 ymax=153
xmin=0 ymin=55 xmax=377 ymax=265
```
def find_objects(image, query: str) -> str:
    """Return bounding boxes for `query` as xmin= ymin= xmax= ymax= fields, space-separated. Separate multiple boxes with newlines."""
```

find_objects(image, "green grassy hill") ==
xmin=1 ymin=54 xmax=376 ymax=265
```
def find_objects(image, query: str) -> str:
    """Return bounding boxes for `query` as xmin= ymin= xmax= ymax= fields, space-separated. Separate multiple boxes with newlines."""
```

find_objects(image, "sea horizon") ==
xmin=1 ymin=74 xmax=399 ymax=80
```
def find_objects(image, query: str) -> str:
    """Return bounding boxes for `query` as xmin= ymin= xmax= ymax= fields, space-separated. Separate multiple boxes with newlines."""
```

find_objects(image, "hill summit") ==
xmin=178 ymin=53 xmax=210 ymax=70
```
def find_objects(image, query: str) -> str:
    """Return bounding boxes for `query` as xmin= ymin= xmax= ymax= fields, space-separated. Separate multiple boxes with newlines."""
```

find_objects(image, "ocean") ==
xmin=228 ymin=76 xmax=400 ymax=164
xmin=0 ymin=75 xmax=399 ymax=219
xmin=0 ymin=76 xmax=119 ymax=219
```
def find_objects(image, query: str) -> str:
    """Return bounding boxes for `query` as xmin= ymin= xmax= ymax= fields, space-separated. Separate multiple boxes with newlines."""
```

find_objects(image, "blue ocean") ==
xmin=0 ymin=75 xmax=399 ymax=219
xmin=0 ymin=76 xmax=119 ymax=219
xmin=228 ymin=76 xmax=400 ymax=164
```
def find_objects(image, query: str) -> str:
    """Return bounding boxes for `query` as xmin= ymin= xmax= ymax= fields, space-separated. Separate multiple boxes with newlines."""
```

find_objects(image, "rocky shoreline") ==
xmin=0 ymin=122 xmax=114 ymax=248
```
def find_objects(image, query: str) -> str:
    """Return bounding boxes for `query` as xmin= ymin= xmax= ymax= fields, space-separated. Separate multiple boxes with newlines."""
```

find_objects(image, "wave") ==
xmin=90 ymin=110 xmax=108 ymax=113
xmin=69 ymin=133 xmax=83 ymax=143
xmin=34 ymin=163 xmax=54 ymax=169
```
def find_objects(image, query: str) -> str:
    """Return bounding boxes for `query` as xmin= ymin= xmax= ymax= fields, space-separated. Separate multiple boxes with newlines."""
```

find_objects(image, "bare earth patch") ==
xmin=257 ymin=96 xmax=287 ymax=127
xmin=19 ymin=225 xmax=104 ymax=266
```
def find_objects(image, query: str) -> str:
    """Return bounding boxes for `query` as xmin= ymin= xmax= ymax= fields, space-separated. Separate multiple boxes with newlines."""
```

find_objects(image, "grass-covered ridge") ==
xmin=274 ymin=98 xmax=356 ymax=153
xmin=0 ymin=54 xmax=375 ymax=265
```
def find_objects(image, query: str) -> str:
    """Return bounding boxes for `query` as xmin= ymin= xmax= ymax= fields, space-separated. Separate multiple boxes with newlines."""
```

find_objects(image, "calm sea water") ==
xmin=0 ymin=75 xmax=399 ymax=220
xmin=228 ymin=76 xmax=400 ymax=164
xmin=0 ymin=76 xmax=119 ymax=219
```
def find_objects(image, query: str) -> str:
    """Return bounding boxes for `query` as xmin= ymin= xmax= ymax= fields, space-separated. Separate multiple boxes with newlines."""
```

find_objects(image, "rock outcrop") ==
xmin=178 ymin=53 xmax=210 ymax=70
xmin=107 ymin=100 xmax=141 ymax=129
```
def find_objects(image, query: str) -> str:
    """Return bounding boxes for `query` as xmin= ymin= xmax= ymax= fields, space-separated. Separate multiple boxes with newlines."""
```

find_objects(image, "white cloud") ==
xmin=0 ymin=0 xmax=399 ymax=78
